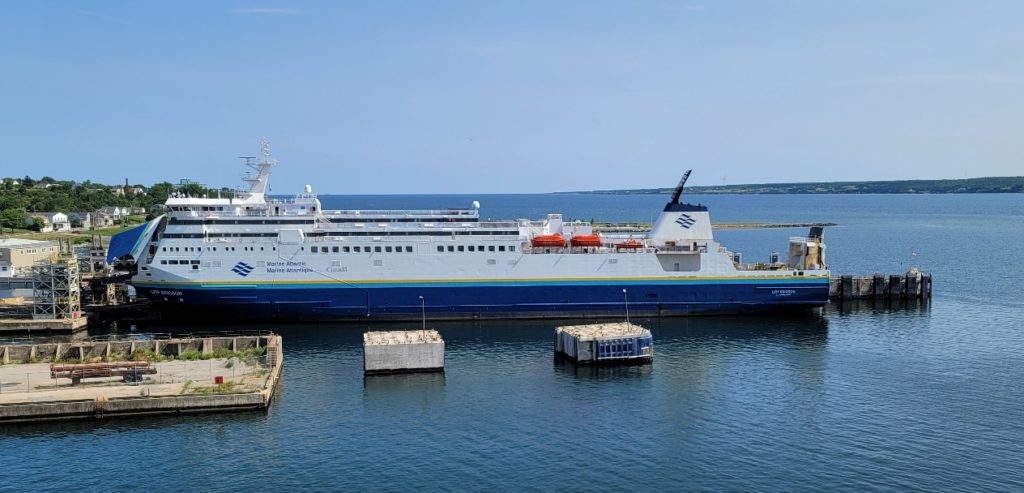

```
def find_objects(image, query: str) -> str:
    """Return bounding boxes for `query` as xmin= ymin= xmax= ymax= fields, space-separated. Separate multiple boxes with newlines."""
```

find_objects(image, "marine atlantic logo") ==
xmin=675 ymin=214 xmax=696 ymax=229
xmin=231 ymin=262 xmax=255 ymax=277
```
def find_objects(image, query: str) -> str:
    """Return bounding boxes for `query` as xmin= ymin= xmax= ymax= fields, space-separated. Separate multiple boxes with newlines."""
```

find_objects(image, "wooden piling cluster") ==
xmin=829 ymin=271 xmax=932 ymax=301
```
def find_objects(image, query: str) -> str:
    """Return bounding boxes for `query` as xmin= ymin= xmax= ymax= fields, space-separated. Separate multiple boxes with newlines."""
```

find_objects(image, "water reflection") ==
xmin=553 ymin=358 xmax=654 ymax=380
xmin=0 ymin=409 xmax=267 ymax=438
xmin=363 ymin=372 xmax=447 ymax=408
xmin=830 ymin=298 xmax=931 ymax=316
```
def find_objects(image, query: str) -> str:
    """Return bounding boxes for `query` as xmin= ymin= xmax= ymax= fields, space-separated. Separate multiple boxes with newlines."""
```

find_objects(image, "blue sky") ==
xmin=2 ymin=1 xmax=1022 ymax=193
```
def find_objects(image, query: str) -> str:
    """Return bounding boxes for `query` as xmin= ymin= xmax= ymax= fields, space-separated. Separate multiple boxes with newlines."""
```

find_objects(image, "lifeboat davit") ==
xmin=531 ymin=234 xmax=567 ymax=248
xmin=570 ymin=234 xmax=602 ymax=247
xmin=615 ymin=239 xmax=644 ymax=250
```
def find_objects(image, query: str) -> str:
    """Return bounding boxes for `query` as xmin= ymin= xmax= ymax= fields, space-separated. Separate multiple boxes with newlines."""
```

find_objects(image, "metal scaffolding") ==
xmin=31 ymin=239 xmax=81 ymax=320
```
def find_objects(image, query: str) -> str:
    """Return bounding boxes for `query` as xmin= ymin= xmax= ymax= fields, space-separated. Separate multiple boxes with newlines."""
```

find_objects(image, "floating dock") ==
xmin=829 ymin=270 xmax=932 ymax=301
xmin=0 ymin=333 xmax=282 ymax=423
xmin=554 ymin=322 xmax=653 ymax=365
xmin=363 ymin=330 xmax=445 ymax=375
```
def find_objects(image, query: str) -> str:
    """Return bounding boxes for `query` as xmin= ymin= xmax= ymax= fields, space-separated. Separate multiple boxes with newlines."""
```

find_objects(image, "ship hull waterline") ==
xmin=134 ymin=278 xmax=830 ymax=322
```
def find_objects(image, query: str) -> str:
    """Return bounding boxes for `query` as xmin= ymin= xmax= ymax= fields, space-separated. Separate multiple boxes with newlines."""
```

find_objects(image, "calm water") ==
xmin=3 ymin=193 xmax=1023 ymax=492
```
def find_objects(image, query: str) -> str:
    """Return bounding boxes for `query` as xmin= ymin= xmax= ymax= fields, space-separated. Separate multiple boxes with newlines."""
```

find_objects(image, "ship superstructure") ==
xmin=110 ymin=143 xmax=830 ymax=321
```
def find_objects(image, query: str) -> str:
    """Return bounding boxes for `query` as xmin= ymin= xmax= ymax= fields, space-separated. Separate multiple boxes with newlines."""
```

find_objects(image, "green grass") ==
xmin=184 ymin=380 xmax=253 ymax=395
xmin=128 ymin=346 xmax=266 ymax=363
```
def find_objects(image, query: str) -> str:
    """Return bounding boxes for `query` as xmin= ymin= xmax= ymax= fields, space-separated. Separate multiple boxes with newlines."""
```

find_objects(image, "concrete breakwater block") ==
xmin=363 ymin=330 xmax=445 ymax=375
xmin=554 ymin=322 xmax=653 ymax=365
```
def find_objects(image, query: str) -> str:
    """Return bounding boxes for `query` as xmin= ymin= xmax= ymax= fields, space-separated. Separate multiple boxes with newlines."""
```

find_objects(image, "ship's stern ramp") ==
xmin=106 ymin=215 xmax=166 ymax=267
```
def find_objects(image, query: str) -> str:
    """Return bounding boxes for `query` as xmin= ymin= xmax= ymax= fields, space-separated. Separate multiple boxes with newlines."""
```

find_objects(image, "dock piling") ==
xmin=830 ymin=271 xmax=933 ymax=302
xmin=841 ymin=275 xmax=854 ymax=301
xmin=363 ymin=330 xmax=445 ymax=375
xmin=555 ymin=322 xmax=653 ymax=365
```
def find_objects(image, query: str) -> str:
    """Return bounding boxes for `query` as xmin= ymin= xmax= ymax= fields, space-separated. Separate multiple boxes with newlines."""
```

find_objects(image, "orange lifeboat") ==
xmin=531 ymin=234 xmax=566 ymax=248
xmin=570 ymin=234 xmax=602 ymax=247
xmin=615 ymin=239 xmax=644 ymax=250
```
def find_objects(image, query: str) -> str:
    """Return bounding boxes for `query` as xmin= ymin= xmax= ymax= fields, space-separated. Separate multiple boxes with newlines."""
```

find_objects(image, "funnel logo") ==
xmin=675 ymin=214 xmax=696 ymax=229
xmin=231 ymin=262 xmax=255 ymax=277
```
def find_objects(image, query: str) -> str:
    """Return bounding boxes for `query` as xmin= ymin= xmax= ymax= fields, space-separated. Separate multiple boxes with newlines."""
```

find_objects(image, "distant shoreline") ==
xmin=565 ymin=176 xmax=1024 ymax=195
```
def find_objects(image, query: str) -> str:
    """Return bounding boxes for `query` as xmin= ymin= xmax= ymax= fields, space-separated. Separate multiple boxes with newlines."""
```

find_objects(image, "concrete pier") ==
xmin=829 ymin=270 xmax=932 ymax=301
xmin=0 ymin=334 xmax=283 ymax=423
xmin=363 ymin=330 xmax=445 ymax=375
xmin=0 ymin=317 xmax=88 ymax=334
xmin=554 ymin=322 xmax=653 ymax=365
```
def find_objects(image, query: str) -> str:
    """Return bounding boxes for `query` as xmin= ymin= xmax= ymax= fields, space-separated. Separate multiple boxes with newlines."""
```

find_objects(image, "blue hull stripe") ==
xmin=137 ymin=279 xmax=830 ymax=321
xmin=135 ymin=277 xmax=829 ymax=290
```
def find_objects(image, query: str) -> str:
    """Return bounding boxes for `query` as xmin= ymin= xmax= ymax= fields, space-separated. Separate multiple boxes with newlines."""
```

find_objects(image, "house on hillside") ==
xmin=67 ymin=212 xmax=93 ymax=230
xmin=93 ymin=206 xmax=127 ymax=228
xmin=25 ymin=212 xmax=69 ymax=232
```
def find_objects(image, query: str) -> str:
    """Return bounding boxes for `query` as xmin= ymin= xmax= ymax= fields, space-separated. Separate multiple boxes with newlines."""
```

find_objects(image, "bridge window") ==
xmin=374 ymin=246 xmax=382 ymax=253
xmin=405 ymin=246 xmax=413 ymax=253
xmin=437 ymin=246 xmax=444 ymax=252
xmin=489 ymin=246 xmax=495 ymax=252
xmin=458 ymin=246 xmax=465 ymax=252
xmin=332 ymin=246 xmax=339 ymax=253
xmin=447 ymin=245 xmax=454 ymax=252
xmin=343 ymin=246 xmax=350 ymax=253
xmin=385 ymin=246 xmax=393 ymax=253
xmin=468 ymin=246 xmax=475 ymax=252
xmin=499 ymin=246 xmax=506 ymax=252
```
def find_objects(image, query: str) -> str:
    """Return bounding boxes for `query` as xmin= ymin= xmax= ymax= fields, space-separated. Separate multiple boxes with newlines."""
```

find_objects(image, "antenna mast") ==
xmin=238 ymin=140 xmax=276 ymax=195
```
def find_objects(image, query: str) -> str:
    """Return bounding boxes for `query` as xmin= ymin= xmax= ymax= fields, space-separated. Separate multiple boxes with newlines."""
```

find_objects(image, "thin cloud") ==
xmin=235 ymin=7 xmax=307 ymax=15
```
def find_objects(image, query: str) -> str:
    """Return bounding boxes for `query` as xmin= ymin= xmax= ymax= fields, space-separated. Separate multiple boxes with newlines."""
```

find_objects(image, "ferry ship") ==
xmin=109 ymin=143 xmax=830 ymax=321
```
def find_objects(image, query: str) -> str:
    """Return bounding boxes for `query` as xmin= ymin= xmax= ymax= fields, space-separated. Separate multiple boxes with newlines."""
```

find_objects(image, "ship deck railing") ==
xmin=81 ymin=330 xmax=275 ymax=343
xmin=523 ymin=246 xmax=658 ymax=255
xmin=318 ymin=208 xmax=479 ymax=217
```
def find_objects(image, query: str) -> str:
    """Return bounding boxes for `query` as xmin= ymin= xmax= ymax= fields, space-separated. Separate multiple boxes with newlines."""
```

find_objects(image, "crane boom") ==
xmin=669 ymin=170 xmax=692 ymax=204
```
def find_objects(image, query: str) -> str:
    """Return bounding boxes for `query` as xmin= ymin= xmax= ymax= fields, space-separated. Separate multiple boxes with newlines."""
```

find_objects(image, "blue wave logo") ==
xmin=675 ymin=214 xmax=696 ymax=229
xmin=231 ymin=262 xmax=255 ymax=277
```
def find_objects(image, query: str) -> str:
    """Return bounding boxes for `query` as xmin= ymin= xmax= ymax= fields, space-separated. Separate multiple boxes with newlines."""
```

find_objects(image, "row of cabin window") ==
xmin=162 ymin=246 xmax=264 ymax=252
xmin=168 ymin=206 xmax=225 ymax=212
xmin=437 ymin=245 xmax=516 ymax=253
xmin=160 ymin=259 xmax=201 ymax=265
xmin=308 ymin=245 xmax=413 ymax=254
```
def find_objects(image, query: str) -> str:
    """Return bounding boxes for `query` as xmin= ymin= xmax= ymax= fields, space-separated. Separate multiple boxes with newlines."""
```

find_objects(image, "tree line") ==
xmin=0 ymin=176 xmax=232 ymax=232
